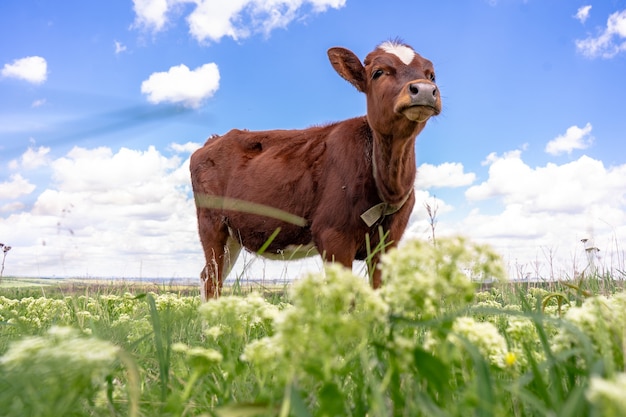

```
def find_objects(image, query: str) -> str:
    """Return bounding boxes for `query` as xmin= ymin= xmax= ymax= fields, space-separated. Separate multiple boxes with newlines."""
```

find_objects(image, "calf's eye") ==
xmin=372 ymin=69 xmax=384 ymax=80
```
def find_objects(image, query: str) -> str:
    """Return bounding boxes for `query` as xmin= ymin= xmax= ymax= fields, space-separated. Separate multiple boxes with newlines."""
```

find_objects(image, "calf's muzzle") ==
xmin=395 ymin=80 xmax=440 ymax=123
xmin=408 ymin=81 xmax=439 ymax=109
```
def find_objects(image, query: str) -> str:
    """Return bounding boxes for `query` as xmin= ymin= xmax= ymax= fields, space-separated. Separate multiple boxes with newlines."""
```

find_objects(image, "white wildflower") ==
xmin=587 ymin=373 xmax=626 ymax=417
xmin=380 ymin=237 xmax=506 ymax=320
xmin=427 ymin=316 xmax=509 ymax=369
xmin=553 ymin=293 xmax=626 ymax=370
xmin=243 ymin=264 xmax=387 ymax=382
xmin=451 ymin=317 xmax=509 ymax=368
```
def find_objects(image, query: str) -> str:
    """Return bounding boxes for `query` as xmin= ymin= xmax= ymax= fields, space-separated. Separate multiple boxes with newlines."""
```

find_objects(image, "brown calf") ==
xmin=190 ymin=41 xmax=441 ymax=299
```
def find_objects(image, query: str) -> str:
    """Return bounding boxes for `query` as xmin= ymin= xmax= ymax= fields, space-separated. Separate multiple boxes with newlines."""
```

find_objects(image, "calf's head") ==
xmin=328 ymin=41 xmax=441 ymax=137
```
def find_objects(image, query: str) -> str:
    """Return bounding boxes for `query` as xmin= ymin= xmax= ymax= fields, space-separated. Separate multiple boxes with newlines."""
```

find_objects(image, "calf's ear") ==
xmin=328 ymin=47 xmax=367 ymax=93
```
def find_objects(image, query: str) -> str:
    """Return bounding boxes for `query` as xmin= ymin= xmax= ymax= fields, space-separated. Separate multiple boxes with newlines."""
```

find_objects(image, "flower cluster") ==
xmin=425 ymin=316 xmax=510 ymax=369
xmin=243 ymin=264 xmax=388 ymax=381
xmin=197 ymin=290 xmax=281 ymax=384
xmin=1 ymin=291 xmax=202 ymax=341
xmin=552 ymin=292 xmax=626 ymax=372
xmin=199 ymin=291 xmax=280 ymax=339
xmin=154 ymin=291 xmax=201 ymax=315
xmin=111 ymin=313 xmax=153 ymax=343
xmin=0 ymin=326 xmax=119 ymax=416
xmin=173 ymin=342 xmax=223 ymax=372
xmin=587 ymin=372 xmax=626 ymax=417
xmin=380 ymin=236 xmax=506 ymax=320
xmin=0 ymin=296 xmax=72 ymax=333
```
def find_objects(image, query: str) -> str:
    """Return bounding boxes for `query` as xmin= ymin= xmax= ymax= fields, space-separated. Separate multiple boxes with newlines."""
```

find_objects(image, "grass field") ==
xmin=1 ymin=237 xmax=625 ymax=417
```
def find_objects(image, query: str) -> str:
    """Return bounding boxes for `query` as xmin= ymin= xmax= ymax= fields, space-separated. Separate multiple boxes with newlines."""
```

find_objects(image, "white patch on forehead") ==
xmin=379 ymin=41 xmax=416 ymax=65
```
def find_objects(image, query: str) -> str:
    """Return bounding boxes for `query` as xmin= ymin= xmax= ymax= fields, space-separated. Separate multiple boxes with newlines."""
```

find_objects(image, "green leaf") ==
xmin=559 ymin=384 xmax=589 ymax=417
xmin=289 ymin=384 xmax=312 ymax=417
xmin=413 ymin=346 xmax=451 ymax=402
xmin=195 ymin=194 xmax=306 ymax=226
xmin=318 ymin=382 xmax=345 ymax=416
xmin=216 ymin=403 xmax=275 ymax=417
xmin=455 ymin=336 xmax=495 ymax=417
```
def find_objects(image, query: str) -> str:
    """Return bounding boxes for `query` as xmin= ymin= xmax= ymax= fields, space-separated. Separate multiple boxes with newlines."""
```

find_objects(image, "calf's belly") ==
xmin=257 ymin=242 xmax=319 ymax=260
xmin=226 ymin=222 xmax=316 ymax=259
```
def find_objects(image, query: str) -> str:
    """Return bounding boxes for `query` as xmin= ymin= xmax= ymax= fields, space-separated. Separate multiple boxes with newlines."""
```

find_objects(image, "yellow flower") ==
xmin=505 ymin=351 xmax=517 ymax=367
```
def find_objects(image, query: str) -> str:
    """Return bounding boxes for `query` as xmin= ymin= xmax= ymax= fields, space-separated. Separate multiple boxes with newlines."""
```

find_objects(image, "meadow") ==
xmin=1 ymin=236 xmax=625 ymax=417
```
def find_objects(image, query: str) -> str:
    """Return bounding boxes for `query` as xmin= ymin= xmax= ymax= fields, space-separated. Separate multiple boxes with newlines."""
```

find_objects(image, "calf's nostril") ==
xmin=409 ymin=84 xmax=419 ymax=95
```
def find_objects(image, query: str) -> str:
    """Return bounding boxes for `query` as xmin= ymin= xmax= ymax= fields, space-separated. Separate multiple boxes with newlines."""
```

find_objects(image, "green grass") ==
xmin=1 ymin=237 xmax=625 ymax=417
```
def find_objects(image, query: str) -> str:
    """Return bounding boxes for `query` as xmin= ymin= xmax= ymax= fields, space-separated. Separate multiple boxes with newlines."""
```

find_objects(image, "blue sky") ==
xmin=1 ymin=0 xmax=625 ymax=280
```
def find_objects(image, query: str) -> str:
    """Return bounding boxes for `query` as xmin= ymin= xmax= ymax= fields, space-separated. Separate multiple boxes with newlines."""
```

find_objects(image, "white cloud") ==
xmin=10 ymin=146 xmax=51 ymax=170
xmin=132 ymin=0 xmax=346 ymax=43
xmin=31 ymin=98 xmax=46 ymax=108
xmin=0 ymin=144 xmax=201 ymax=278
xmin=170 ymin=141 xmax=201 ymax=153
xmin=187 ymin=0 xmax=347 ymax=42
xmin=0 ymin=174 xmax=36 ymax=199
xmin=141 ymin=63 xmax=220 ymax=108
xmin=186 ymin=0 xmax=251 ymax=42
xmin=114 ymin=41 xmax=128 ymax=54
xmin=454 ymin=203 xmax=626 ymax=280
xmin=1 ymin=56 xmax=48 ymax=84
xmin=576 ymin=9 xmax=626 ymax=58
xmin=456 ymin=150 xmax=626 ymax=277
xmin=545 ymin=123 xmax=593 ymax=155
xmin=131 ymin=0 xmax=169 ymax=32
xmin=466 ymin=150 xmax=625 ymax=212
xmin=0 ymin=202 xmax=26 ymax=213
xmin=575 ymin=5 xmax=592 ymax=24
xmin=417 ymin=162 xmax=476 ymax=189
xmin=50 ymin=146 xmax=181 ymax=193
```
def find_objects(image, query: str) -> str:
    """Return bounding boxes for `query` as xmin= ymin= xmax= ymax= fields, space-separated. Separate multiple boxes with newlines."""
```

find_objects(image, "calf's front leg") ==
xmin=197 ymin=210 xmax=230 ymax=300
